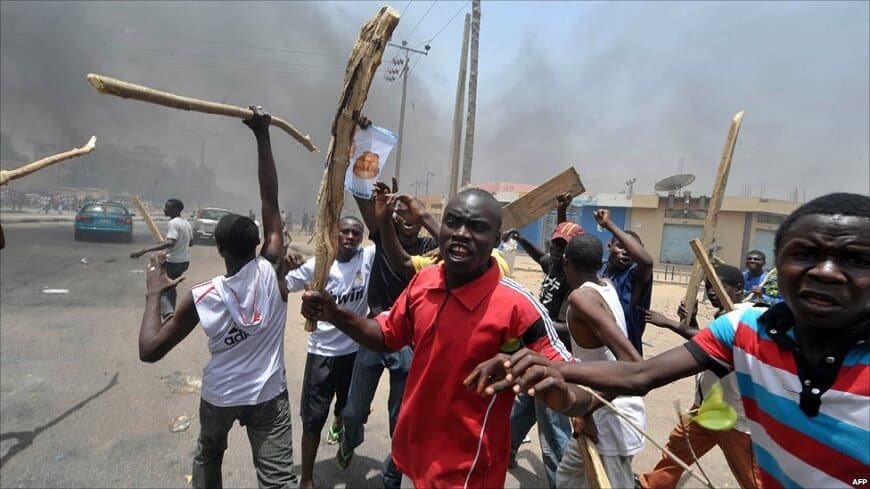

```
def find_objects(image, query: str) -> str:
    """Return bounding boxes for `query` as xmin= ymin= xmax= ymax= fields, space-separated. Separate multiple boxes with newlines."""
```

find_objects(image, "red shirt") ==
xmin=375 ymin=259 xmax=571 ymax=488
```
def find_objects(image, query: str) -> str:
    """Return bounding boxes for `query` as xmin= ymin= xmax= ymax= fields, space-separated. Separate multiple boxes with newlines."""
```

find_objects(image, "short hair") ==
xmin=165 ymin=198 xmax=184 ymax=212
xmin=339 ymin=215 xmax=363 ymax=228
xmin=565 ymin=234 xmax=604 ymax=273
xmin=746 ymin=250 xmax=766 ymax=262
xmin=709 ymin=264 xmax=744 ymax=289
xmin=451 ymin=188 xmax=503 ymax=230
xmin=774 ymin=193 xmax=870 ymax=253
xmin=214 ymin=213 xmax=260 ymax=259
xmin=612 ymin=229 xmax=643 ymax=247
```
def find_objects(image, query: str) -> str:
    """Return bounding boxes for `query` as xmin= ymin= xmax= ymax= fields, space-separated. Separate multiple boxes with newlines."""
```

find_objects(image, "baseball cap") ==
xmin=551 ymin=222 xmax=584 ymax=242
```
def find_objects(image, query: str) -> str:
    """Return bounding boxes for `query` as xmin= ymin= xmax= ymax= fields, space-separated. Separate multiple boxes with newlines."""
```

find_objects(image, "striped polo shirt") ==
xmin=689 ymin=305 xmax=869 ymax=488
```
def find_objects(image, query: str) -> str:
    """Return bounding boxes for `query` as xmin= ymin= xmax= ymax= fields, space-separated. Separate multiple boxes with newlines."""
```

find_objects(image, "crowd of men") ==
xmin=132 ymin=109 xmax=868 ymax=489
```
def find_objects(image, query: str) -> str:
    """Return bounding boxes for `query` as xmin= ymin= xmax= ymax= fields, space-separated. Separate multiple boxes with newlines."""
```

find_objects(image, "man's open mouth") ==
xmin=798 ymin=289 xmax=842 ymax=308
xmin=448 ymin=243 xmax=471 ymax=259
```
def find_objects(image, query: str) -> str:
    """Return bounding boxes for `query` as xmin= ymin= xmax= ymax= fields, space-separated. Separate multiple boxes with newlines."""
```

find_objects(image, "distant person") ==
xmin=596 ymin=209 xmax=653 ymax=355
xmin=135 ymin=106 xmax=299 ymax=488
xmin=641 ymin=264 xmax=762 ymax=489
xmin=285 ymin=216 xmax=373 ymax=489
xmin=742 ymin=249 xmax=767 ymax=298
xmin=287 ymin=210 xmax=294 ymax=232
xmin=477 ymin=193 xmax=870 ymax=489
xmin=301 ymin=213 xmax=310 ymax=236
xmin=130 ymin=198 xmax=193 ymax=321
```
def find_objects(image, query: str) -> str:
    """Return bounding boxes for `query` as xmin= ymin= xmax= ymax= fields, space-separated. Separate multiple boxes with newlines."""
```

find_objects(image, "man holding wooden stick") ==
xmin=475 ymin=193 xmax=870 ymax=489
xmin=130 ymin=198 xmax=193 ymax=321
xmin=136 ymin=106 xmax=299 ymax=489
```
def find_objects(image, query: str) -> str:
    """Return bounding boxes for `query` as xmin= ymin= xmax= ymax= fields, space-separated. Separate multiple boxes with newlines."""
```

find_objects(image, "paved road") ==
xmin=0 ymin=223 xmax=554 ymax=488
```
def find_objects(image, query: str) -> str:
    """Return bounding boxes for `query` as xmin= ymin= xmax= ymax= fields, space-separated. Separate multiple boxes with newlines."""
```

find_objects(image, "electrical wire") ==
xmin=404 ymin=0 xmax=437 ymax=39
xmin=415 ymin=0 xmax=470 ymax=48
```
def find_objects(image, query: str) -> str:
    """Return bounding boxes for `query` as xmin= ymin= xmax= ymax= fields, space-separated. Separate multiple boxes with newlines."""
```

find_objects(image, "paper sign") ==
xmin=344 ymin=125 xmax=399 ymax=199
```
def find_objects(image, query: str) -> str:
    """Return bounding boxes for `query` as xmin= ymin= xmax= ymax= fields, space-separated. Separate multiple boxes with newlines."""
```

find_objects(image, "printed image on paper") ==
xmin=344 ymin=125 xmax=399 ymax=199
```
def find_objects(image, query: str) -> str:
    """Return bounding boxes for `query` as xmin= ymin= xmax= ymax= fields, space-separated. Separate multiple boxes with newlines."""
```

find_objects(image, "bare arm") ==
xmin=556 ymin=192 xmax=572 ymax=224
xmin=504 ymin=227 xmax=548 ymax=269
xmin=138 ymin=255 xmax=199 ymax=362
xmin=643 ymin=306 xmax=699 ymax=340
xmin=379 ymin=194 xmax=416 ymax=280
xmin=300 ymin=290 xmax=392 ymax=352
xmin=595 ymin=209 xmax=653 ymax=292
xmin=131 ymin=239 xmax=175 ymax=259
xmin=244 ymin=106 xmax=284 ymax=266
xmin=570 ymin=288 xmax=642 ymax=362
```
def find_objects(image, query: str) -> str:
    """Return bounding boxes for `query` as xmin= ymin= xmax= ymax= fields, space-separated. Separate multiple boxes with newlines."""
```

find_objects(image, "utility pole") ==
xmin=461 ymin=0 xmax=481 ymax=187
xmin=448 ymin=14 xmax=471 ymax=199
xmin=385 ymin=41 xmax=430 ymax=187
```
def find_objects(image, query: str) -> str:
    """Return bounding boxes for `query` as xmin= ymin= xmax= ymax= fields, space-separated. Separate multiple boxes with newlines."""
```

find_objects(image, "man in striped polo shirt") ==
xmin=478 ymin=192 xmax=869 ymax=488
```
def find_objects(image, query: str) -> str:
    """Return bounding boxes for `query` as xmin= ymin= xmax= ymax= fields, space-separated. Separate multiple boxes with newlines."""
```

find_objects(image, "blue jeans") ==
xmin=341 ymin=345 xmax=413 ymax=489
xmin=510 ymin=393 xmax=571 ymax=489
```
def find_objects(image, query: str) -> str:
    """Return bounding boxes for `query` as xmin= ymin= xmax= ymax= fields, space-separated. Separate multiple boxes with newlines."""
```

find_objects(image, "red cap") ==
xmin=551 ymin=222 xmax=584 ymax=243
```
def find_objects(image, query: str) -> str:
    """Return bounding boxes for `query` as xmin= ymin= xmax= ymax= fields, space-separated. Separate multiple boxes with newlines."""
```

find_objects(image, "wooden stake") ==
xmin=132 ymin=195 xmax=164 ymax=243
xmin=689 ymin=238 xmax=735 ymax=312
xmin=306 ymin=6 xmax=400 ymax=332
xmin=86 ymin=74 xmax=318 ymax=152
xmin=500 ymin=167 xmax=585 ymax=232
xmin=681 ymin=111 xmax=744 ymax=326
xmin=577 ymin=434 xmax=611 ymax=488
xmin=0 ymin=136 xmax=96 ymax=186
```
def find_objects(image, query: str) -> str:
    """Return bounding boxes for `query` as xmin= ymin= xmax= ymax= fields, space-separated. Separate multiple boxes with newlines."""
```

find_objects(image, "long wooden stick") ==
xmin=682 ymin=111 xmax=744 ymax=326
xmin=86 ymin=74 xmax=318 ymax=152
xmin=132 ymin=195 xmax=163 ymax=243
xmin=575 ymin=385 xmax=715 ymax=489
xmin=576 ymin=433 xmax=610 ymax=488
xmin=689 ymin=238 xmax=735 ymax=312
xmin=0 ymin=136 xmax=96 ymax=186
xmin=306 ymin=6 xmax=400 ymax=331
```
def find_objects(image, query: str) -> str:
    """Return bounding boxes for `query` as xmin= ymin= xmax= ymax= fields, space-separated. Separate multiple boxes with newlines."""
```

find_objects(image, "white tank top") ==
xmin=192 ymin=257 xmax=288 ymax=407
xmin=570 ymin=280 xmax=646 ymax=457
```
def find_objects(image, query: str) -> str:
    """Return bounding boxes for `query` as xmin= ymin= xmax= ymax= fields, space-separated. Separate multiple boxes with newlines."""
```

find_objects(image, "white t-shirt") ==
xmin=286 ymin=245 xmax=375 ymax=356
xmin=192 ymin=256 xmax=288 ymax=407
xmin=570 ymin=280 xmax=646 ymax=457
xmin=165 ymin=217 xmax=193 ymax=263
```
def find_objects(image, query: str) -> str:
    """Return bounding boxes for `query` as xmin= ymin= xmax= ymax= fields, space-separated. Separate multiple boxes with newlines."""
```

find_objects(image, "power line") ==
xmin=405 ymin=1 xmax=437 ymax=39
xmin=0 ymin=12 xmax=348 ymax=60
xmin=415 ymin=1 xmax=470 ymax=48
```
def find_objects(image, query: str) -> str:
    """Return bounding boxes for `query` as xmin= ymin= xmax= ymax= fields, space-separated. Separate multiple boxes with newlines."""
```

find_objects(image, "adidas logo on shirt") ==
xmin=224 ymin=327 xmax=250 ymax=346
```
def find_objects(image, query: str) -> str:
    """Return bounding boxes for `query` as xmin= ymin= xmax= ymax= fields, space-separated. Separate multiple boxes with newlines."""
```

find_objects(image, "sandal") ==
xmin=336 ymin=443 xmax=354 ymax=470
xmin=326 ymin=421 xmax=343 ymax=445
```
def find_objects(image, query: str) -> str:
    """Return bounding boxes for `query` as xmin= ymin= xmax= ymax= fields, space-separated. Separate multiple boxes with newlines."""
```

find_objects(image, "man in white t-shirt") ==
xmin=558 ymin=234 xmax=646 ymax=489
xmin=130 ymin=198 xmax=193 ymax=320
xmin=285 ymin=215 xmax=374 ymax=489
xmin=136 ymin=106 xmax=299 ymax=488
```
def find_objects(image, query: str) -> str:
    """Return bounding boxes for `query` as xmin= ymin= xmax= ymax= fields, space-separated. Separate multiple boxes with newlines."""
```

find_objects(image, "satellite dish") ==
xmin=655 ymin=173 xmax=696 ymax=193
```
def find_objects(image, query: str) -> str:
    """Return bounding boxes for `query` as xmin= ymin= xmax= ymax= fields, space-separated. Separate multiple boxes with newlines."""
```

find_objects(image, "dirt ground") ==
xmin=507 ymin=253 xmax=736 ymax=488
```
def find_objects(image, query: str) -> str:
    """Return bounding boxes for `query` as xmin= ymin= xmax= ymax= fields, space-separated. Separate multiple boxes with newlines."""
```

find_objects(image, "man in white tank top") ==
xmin=135 ymin=107 xmax=298 ymax=488
xmin=558 ymin=234 xmax=646 ymax=489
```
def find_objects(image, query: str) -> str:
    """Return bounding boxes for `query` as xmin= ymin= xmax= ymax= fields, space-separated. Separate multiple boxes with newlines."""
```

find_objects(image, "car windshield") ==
xmin=200 ymin=209 xmax=229 ymax=221
xmin=82 ymin=204 xmax=128 ymax=215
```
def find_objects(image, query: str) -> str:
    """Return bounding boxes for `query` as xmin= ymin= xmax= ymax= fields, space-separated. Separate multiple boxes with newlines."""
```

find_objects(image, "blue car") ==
xmin=74 ymin=201 xmax=134 ymax=242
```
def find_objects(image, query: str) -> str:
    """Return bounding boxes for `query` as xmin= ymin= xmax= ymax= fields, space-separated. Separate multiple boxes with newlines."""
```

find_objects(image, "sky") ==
xmin=1 ymin=0 xmax=868 ymax=212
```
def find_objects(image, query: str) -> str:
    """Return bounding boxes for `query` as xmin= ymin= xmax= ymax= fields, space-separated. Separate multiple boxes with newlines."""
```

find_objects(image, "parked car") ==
xmin=191 ymin=207 xmax=232 ymax=244
xmin=74 ymin=201 xmax=133 ymax=242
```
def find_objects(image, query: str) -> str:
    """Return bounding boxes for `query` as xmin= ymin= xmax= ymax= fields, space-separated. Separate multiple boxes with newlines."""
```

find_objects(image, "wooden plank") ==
xmin=689 ymin=238 xmax=734 ymax=312
xmin=500 ymin=167 xmax=585 ymax=232
xmin=306 ymin=6 xmax=400 ymax=332
xmin=578 ymin=435 xmax=611 ymax=489
xmin=87 ymin=74 xmax=318 ymax=152
xmin=0 ymin=136 xmax=96 ymax=186
xmin=132 ymin=195 xmax=164 ymax=243
xmin=681 ymin=111 xmax=744 ymax=325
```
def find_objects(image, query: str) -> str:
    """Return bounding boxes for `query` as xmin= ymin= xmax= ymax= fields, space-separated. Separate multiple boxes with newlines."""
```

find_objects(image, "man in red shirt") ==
xmin=301 ymin=188 xmax=591 ymax=488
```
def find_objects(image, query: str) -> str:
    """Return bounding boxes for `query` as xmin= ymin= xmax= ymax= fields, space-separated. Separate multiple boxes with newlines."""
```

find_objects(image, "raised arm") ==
xmin=242 ymin=106 xmax=283 ymax=265
xmin=390 ymin=190 xmax=439 ymax=238
xmin=595 ymin=209 xmax=653 ymax=286
xmin=379 ymin=190 xmax=416 ymax=279
xmin=138 ymin=254 xmax=199 ymax=362
xmin=569 ymin=288 xmax=642 ymax=362
xmin=556 ymin=192 xmax=572 ymax=224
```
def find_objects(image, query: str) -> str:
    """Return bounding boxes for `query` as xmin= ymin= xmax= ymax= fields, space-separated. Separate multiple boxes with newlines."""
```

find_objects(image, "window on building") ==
xmin=664 ymin=209 xmax=707 ymax=220
xmin=757 ymin=213 xmax=785 ymax=225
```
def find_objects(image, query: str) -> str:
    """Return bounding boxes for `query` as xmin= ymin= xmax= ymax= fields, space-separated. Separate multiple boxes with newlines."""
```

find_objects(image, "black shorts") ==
xmin=300 ymin=351 xmax=357 ymax=434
